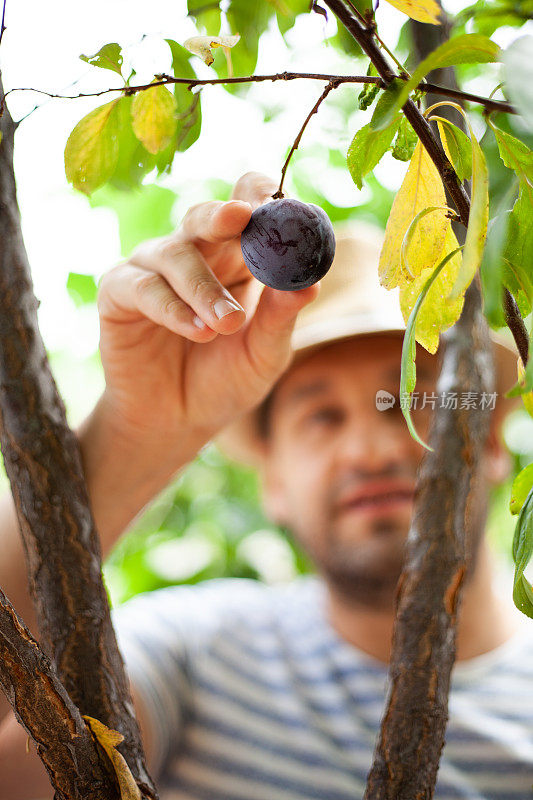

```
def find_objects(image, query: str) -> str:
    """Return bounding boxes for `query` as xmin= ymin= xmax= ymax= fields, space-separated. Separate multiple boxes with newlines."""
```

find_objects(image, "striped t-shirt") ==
xmin=112 ymin=575 xmax=533 ymax=800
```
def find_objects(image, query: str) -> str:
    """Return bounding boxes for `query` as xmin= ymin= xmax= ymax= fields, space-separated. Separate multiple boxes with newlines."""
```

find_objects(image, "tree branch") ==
xmin=503 ymin=288 xmax=529 ymax=365
xmin=0 ymin=74 xmax=157 ymax=800
xmin=323 ymin=2 xmax=496 ymax=798
xmin=1 ymin=71 xmax=514 ymax=127
xmin=364 ymin=277 xmax=493 ymax=800
xmin=0 ymin=589 xmax=120 ymax=800
xmin=0 ymin=0 xmax=6 ymax=47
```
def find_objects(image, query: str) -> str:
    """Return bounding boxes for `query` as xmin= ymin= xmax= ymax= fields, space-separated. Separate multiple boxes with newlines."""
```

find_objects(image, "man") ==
xmin=0 ymin=172 xmax=531 ymax=800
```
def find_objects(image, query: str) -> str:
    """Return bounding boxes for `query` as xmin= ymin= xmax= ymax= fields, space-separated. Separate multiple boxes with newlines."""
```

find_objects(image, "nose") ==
xmin=335 ymin=407 xmax=414 ymax=473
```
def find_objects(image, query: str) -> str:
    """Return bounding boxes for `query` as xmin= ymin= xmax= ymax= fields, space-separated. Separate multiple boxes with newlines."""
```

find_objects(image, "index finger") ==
xmin=230 ymin=171 xmax=279 ymax=208
xmin=179 ymin=199 xmax=253 ymax=246
xmin=176 ymin=171 xmax=279 ymax=249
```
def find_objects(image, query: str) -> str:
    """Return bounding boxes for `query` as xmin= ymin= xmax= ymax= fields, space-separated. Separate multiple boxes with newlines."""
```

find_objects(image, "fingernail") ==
xmin=214 ymin=298 xmax=243 ymax=319
xmin=193 ymin=315 xmax=206 ymax=329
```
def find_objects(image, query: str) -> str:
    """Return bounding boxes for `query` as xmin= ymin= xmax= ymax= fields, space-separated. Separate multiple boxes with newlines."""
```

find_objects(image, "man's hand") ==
xmin=96 ymin=172 xmax=320 ymax=444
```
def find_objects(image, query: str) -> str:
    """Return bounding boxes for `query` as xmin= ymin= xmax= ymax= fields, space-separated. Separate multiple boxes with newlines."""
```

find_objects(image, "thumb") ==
xmin=243 ymin=282 xmax=321 ymax=384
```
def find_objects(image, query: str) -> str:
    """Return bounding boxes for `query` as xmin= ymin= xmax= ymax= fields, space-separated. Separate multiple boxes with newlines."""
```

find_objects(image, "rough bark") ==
xmin=364 ymin=280 xmax=493 ymax=799
xmin=0 ymin=588 xmax=121 ymax=800
xmin=323 ymin=2 xmax=495 ymax=797
xmin=0 ymin=74 xmax=157 ymax=799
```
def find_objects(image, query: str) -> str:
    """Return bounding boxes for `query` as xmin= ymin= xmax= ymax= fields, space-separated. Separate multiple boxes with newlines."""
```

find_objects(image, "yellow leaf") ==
xmin=83 ymin=716 xmax=141 ymax=800
xmin=379 ymin=140 xmax=450 ymax=290
xmin=64 ymin=100 xmax=120 ymax=195
xmin=399 ymin=226 xmax=464 ymax=353
xmin=131 ymin=83 xmax=177 ymax=155
xmin=518 ymin=358 xmax=533 ymax=418
xmin=184 ymin=34 xmax=240 ymax=66
xmin=384 ymin=0 xmax=441 ymax=23
xmin=447 ymin=121 xmax=489 ymax=301
xmin=425 ymin=101 xmax=489 ymax=303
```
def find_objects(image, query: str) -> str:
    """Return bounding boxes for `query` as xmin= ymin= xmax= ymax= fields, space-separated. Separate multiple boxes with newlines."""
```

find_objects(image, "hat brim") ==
xmin=214 ymin=327 xmax=522 ymax=468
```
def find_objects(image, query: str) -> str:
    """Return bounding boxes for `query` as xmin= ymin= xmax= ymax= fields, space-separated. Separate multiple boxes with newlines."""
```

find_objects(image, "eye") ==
xmin=307 ymin=406 xmax=344 ymax=426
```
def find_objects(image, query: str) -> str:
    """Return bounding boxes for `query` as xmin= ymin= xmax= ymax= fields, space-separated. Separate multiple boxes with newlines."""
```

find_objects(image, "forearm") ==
xmin=0 ymin=390 xmax=209 ymax=725
xmin=76 ymin=390 xmax=210 ymax=557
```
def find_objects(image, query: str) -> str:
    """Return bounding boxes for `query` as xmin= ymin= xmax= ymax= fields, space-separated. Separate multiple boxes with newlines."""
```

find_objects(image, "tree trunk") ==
xmin=363 ymin=279 xmax=493 ymax=799
xmin=0 ymin=73 xmax=157 ymax=799
xmin=0 ymin=588 xmax=120 ymax=800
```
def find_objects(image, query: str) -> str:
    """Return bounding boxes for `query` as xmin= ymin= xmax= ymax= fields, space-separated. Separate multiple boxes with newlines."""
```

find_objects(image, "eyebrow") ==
xmin=284 ymin=365 xmax=435 ymax=409
xmin=283 ymin=379 xmax=331 ymax=408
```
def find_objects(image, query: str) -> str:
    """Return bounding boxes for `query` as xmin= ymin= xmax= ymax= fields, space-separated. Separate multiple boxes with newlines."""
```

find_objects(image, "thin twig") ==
xmin=422 ymin=80 xmax=512 ymax=114
xmin=503 ymin=288 xmax=529 ymax=365
xmin=4 ymin=71 xmax=514 ymax=124
xmin=273 ymin=79 xmax=339 ymax=198
xmin=0 ymin=0 xmax=6 ymax=47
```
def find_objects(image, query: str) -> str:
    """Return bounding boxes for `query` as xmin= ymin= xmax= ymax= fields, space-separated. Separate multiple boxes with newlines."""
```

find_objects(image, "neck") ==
xmin=325 ymin=540 xmax=524 ymax=664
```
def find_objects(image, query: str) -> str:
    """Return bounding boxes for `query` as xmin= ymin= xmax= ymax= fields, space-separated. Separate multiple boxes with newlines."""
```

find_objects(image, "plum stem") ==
xmin=273 ymin=79 xmax=341 ymax=200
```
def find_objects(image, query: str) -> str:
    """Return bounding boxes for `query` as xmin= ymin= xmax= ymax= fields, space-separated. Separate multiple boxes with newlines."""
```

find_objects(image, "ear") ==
xmin=258 ymin=460 xmax=290 ymax=526
xmin=483 ymin=410 xmax=512 ymax=486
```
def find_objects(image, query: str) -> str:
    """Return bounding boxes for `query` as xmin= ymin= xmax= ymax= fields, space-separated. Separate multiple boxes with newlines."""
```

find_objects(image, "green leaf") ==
xmin=376 ymin=34 xmax=501 ymax=131
xmin=66 ymin=272 xmax=98 ymax=307
xmin=501 ymin=184 xmax=533 ymax=317
xmin=166 ymin=39 xmax=203 ymax=153
xmin=187 ymin=0 xmax=221 ymax=34
xmin=370 ymin=78 xmax=406 ymax=131
xmin=391 ymin=115 xmax=418 ymax=161
xmin=510 ymin=464 xmax=533 ymax=515
xmin=80 ymin=43 xmax=124 ymax=77
xmin=436 ymin=118 xmax=472 ymax=182
xmin=131 ymin=82 xmax=178 ymax=155
xmin=448 ymin=119 xmax=489 ymax=301
xmin=400 ymin=246 xmax=462 ymax=451
xmin=347 ymin=114 xmax=401 ymax=189
xmin=479 ymin=182 xmax=516 ymax=330
xmin=65 ymin=99 xmax=120 ymax=195
xmin=512 ymin=486 xmax=533 ymax=618
xmin=106 ymin=96 xmax=158 ymax=190
xmin=491 ymin=124 xmax=533 ymax=186
xmin=503 ymin=36 xmax=533 ymax=132
xmin=276 ymin=0 xmax=309 ymax=36
xmin=224 ymin=0 xmax=275 ymax=93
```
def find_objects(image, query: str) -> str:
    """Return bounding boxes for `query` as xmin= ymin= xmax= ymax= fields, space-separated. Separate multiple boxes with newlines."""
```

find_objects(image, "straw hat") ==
xmin=215 ymin=221 xmax=520 ymax=466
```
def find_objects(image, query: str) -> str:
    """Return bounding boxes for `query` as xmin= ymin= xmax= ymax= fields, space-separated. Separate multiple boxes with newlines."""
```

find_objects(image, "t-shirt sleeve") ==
xmin=111 ymin=585 xmax=198 ymax=776
xmin=111 ymin=578 xmax=276 ymax=776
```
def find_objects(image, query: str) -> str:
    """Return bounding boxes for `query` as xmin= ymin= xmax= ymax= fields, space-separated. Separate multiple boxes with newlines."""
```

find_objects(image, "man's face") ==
xmin=261 ymin=334 xmax=441 ymax=609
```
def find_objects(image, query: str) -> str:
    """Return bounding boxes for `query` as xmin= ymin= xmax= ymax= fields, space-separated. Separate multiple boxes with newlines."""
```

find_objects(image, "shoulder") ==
xmin=112 ymin=575 xmax=323 ymax=653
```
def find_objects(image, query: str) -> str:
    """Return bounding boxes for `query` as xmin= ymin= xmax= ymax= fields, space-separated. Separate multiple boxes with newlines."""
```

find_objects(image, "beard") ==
xmin=288 ymin=511 xmax=410 ymax=611
xmin=286 ymin=475 xmax=491 ymax=612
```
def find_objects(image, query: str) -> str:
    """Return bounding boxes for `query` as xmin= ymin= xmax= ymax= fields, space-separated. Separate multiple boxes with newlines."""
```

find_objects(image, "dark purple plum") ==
xmin=240 ymin=198 xmax=336 ymax=291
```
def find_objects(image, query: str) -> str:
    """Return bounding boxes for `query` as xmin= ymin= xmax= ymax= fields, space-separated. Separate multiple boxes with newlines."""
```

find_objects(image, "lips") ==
xmin=335 ymin=484 xmax=416 ymax=515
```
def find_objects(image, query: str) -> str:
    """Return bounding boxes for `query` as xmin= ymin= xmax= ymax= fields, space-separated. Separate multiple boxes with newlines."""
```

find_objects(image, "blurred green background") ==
xmin=2 ymin=0 xmax=533 ymax=608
